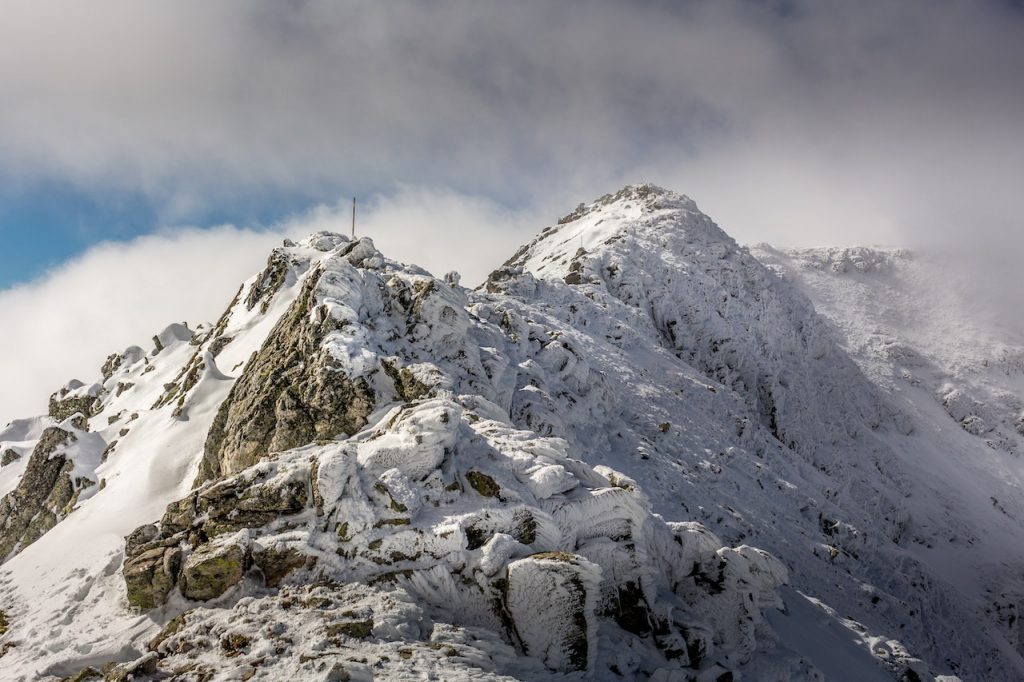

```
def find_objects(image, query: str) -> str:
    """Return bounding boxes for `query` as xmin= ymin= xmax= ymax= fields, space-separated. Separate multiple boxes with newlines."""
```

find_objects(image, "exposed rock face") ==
xmin=0 ymin=427 xmax=88 ymax=561
xmin=48 ymin=383 xmax=101 ymax=422
xmin=197 ymin=268 xmax=374 ymax=483
xmin=182 ymin=542 xmax=247 ymax=601
xmin=196 ymin=470 xmax=308 ymax=538
xmin=245 ymin=249 xmax=294 ymax=313
xmin=251 ymin=542 xmax=308 ymax=588
xmin=100 ymin=353 xmax=123 ymax=382
xmin=0 ymin=449 xmax=19 ymax=467
xmin=124 ymin=546 xmax=181 ymax=610
xmin=121 ymin=458 xmax=314 ymax=608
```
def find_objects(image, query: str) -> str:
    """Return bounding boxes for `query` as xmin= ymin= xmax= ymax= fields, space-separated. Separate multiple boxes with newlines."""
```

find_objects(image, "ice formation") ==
xmin=2 ymin=186 xmax=1021 ymax=680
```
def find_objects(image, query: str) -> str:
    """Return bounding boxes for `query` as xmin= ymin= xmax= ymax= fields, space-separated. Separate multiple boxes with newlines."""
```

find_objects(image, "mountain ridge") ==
xmin=0 ymin=189 xmax=1021 ymax=680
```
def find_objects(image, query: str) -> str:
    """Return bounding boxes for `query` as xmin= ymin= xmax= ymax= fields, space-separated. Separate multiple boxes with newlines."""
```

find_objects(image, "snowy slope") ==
xmin=488 ymin=186 xmax=1022 ymax=680
xmin=0 ymin=190 xmax=1016 ymax=680
xmin=753 ymin=244 xmax=1024 ymax=666
xmin=0 ymin=235 xmax=345 ymax=675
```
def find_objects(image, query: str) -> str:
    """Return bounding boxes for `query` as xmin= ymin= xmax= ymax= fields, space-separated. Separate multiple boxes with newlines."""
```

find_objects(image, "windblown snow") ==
xmin=0 ymin=186 xmax=1019 ymax=681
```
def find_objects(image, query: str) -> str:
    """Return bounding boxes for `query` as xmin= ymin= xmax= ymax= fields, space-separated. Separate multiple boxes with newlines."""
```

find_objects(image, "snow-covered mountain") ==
xmin=0 ymin=185 xmax=1020 ymax=681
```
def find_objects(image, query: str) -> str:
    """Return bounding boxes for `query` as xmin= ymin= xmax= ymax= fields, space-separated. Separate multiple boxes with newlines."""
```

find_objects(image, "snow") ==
xmin=753 ymin=243 xmax=1024 ymax=671
xmin=356 ymin=398 xmax=461 ymax=479
xmin=4 ymin=196 xmax=1016 ymax=679
xmin=0 ymin=417 xmax=49 ymax=497
xmin=0 ymin=234 xmax=351 ymax=680
xmin=766 ymin=587 xmax=895 ymax=682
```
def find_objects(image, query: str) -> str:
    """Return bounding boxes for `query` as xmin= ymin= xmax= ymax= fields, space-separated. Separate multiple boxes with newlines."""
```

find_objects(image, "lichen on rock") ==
xmin=124 ymin=546 xmax=182 ymax=610
xmin=181 ymin=541 xmax=247 ymax=602
xmin=197 ymin=268 xmax=374 ymax=483
xmin=466 ymin=470 xmax=501 ymax=498
xmin=122 ymin=458 xmax=314 ymax=606
xmin=48 ymin=382 xmax=101 ymax=422
xmin=245 ymin=249 xmax=294 ymax=313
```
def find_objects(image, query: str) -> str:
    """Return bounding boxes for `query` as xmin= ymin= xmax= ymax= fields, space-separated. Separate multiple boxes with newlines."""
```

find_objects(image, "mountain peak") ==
xmin=555 ymin=183 xmax=696 ymax=226
xmin=1 ymin=186 xmax=1017 ymax=681
xmin=497 ymin=183 xmax=729 ymax=285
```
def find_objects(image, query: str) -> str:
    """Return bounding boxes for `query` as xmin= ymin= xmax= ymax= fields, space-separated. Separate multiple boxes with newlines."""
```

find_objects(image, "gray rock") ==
xmin=252 ymin=543 xmax=309 ymax=587
xmin=100 ymin=353 xmax=123 ymax=382
xmin=48 ymin=389 xmax=100 ymax=422
xmin=124 ymin=546 xmax=181 ymax=609
xmin=197 ymin=269 xmax=374 ymax=483
xmin=245 ymin=249 xmax=293 ymax=313
xmin=181 ymin=542 xmax=247 ymax=601
xmin=0 ymin=427 xmax=82 ymax=562
xmin=124 ymin=524 xmax=160 ymax=556
xmin=198 ymin=474 xmax=307 ymax=537
xmin=0 ymin=449 xmax=19 ymax=467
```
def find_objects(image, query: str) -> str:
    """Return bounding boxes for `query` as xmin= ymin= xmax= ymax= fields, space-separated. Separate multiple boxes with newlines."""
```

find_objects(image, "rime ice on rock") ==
xmin=0 ymin=197 xmax=998 ymax=681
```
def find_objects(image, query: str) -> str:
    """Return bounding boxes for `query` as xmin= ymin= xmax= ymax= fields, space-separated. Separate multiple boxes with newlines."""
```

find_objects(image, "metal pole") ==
xmin=351 ymin=198 xmax=356 ymax=238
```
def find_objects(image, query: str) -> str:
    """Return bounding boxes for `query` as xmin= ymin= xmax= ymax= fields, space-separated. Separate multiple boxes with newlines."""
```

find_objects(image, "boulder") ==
xmin=252 ymin=543 xmax=309 ymax=588
xmin=124 ymin=524 xmax=160 ymax=556
xmin=505 ymin=552 xmax=600 ymax=673
xmin=198 ymin=474 xmax=307 ymax=537
xmin=181 ymin=542 xmax=247 ymax=601
xmin=124 ymin=546 xmax=182 ymax=609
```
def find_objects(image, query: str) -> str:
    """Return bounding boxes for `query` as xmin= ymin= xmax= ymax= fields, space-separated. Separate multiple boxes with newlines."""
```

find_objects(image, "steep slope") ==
xmin=0 ymin=234 xmax=348 ymax=674
xmin=0 ymin=229 xmax=811 ymax=681
xmin=753 ymin=244 xmax=1024 ymax=664
xmin=489 ymin=186 xmax=1024 ymax=679
xmin=0 ymin=189 xmax=1012 ymax=680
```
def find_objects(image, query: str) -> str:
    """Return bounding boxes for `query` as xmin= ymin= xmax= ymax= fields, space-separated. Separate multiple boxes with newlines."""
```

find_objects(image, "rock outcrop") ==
xmin=48 ymin=382 xmax=102 ymax=422
xmin=122 ymin=458 xmax=314 ymax=606
xmin=505 ymin=552 xmax=599 ymax=672
xmin=0 ymin=426 xmax=95 ymax=561
xmin=124 ymin=392 xmax=788 ymax=678
xmin=196 ymin=263 xmax=374 ymax=483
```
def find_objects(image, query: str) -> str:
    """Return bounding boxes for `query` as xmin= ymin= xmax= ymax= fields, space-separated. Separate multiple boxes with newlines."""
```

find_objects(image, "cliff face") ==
xmin=0 ymin=192 xmax=1020 ymax=681
xmin=0 ymin=424 xmax=99 ymax=561
xmin=196 ymin=263 xmax=374 ymax=484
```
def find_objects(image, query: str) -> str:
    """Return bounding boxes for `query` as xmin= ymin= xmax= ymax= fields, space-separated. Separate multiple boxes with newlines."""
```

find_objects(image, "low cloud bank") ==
xmin=0 ymin=187 xmax=544 ymax=424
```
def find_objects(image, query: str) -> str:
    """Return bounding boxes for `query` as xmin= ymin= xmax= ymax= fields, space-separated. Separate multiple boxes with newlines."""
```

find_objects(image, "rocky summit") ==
xmin=1 ymin=185 xmax=1024 ymax=681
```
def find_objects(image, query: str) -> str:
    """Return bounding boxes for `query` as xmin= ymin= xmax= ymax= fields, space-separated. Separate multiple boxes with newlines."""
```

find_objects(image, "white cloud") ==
xmin=307 ymin=186 xmax=552 ymax=284
xmin=0 ymin=226 xmax=281 ymax=422
xmin=3 ymin=1 xmax=1024 ymax=421
xmin=0 ymin=187 xmax=544 ymax=424
xmin=1 ymin=0 xmax=1021 ymax=255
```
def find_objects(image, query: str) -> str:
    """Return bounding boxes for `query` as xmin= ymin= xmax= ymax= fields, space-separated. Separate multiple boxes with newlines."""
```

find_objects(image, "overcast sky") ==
xmin=1 ymin=0 xmax=1023 ymax=422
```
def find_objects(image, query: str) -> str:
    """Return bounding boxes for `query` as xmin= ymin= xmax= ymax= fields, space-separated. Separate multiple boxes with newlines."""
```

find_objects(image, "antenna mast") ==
xmin=351 ymin=197 xmax=356 ymax=238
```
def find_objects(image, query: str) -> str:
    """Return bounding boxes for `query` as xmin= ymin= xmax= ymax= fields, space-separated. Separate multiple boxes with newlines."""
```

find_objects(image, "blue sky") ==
xmin=0 ymin=182 xmax=337 ymax=289
xmin=0 ymin=0 xmax=1022 ymax=292
xmin=0 ymin=0 xmax=1022 ymax=425
xmin=0 ymin=184 xmax=150 ymax=287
